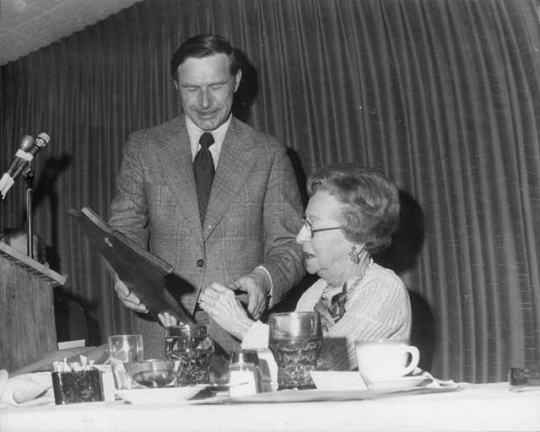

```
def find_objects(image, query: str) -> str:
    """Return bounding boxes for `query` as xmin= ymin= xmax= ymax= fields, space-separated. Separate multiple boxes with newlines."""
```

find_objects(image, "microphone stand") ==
xmin=24 ymin=165 xmax=34 ymax=260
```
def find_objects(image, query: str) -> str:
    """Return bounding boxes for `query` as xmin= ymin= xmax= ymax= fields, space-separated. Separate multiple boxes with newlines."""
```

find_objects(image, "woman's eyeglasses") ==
xmin=302 ymin=218 xmax=341 ymax=238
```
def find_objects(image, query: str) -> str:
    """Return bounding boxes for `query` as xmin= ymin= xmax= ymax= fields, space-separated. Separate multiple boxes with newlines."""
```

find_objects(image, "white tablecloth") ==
xmin=0 ymin=382 xmax=539 ymax=432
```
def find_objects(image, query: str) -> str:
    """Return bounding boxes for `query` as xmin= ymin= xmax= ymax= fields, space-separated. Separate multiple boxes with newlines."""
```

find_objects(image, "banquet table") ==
xmin=0 ymin=382 xmax=539 ymax=432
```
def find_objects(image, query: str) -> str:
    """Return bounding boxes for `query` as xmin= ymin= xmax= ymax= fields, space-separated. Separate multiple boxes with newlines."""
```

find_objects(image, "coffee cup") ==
xmin=355 ymin=339 xmax=419 ymax=381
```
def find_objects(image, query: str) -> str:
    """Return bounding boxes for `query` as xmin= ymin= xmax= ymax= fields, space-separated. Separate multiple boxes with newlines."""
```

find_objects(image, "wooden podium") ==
xmin=0 ymin=241 xmax=66 ymax=372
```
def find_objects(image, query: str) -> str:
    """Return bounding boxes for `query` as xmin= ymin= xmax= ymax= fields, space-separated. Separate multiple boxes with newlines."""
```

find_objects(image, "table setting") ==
xmin=0 ymin=311 xmax=458 ymax=408
xmin=0 ymin=312 xmax=539 ymax=432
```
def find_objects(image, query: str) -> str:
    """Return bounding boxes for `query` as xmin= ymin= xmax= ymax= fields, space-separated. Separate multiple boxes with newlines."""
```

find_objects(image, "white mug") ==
xmin=355 ymin=339 xmax=420 ymax=381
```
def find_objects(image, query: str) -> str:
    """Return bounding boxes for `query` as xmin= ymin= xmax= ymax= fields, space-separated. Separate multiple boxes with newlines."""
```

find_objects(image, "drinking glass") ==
xmin=228 ymin=350 xmax=262 ymax=397
xmin=165 ymin=324 xmax=214 ymax=386
xmin=108 ymin=334 xmax=144 ymax=390
xmin=268 ymin=312 xmax=322 ymax=390
xmin=123 ymin=359 xmax=179 ymax=388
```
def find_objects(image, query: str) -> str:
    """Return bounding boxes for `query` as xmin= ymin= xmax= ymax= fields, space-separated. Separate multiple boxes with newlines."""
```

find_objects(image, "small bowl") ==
xmin=124 ymin=359 xmax=179 ymax=389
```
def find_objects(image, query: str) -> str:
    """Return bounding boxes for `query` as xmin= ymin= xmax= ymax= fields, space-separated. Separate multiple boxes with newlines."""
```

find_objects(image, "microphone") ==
xmin=0 ymin=132 xmax=50 ymax=199
xmin=5 ymin=135 xmax=34 ymax=179
xmin=20 ymin=135 xmax=35 ymax=151
xmin=27 ymin=132 xmax=50 ymax=157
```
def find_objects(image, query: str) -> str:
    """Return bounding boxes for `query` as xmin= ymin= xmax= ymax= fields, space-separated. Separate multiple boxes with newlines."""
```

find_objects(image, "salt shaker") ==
xmin=228 ymin=350 xmax=262 ymax=397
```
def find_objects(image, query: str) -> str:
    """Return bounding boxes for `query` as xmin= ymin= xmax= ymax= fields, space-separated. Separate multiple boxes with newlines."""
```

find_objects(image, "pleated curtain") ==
xmin=1 ymin=0 xmax=539 ymax=382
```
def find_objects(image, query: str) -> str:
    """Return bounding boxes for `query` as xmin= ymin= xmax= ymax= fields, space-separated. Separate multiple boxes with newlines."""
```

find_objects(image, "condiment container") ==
xmin=228 ymin=350 xmax=262 ymax=397
xmin=51 ymin=369 xmax=104 ymax=404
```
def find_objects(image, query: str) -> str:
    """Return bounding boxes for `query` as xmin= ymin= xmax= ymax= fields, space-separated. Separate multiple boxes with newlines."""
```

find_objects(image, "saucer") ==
xmin=310 ymin=371 xmax=368 ymax=390
xmin=116 ymin=386 xmax=203 ymax=404
xmin=310 ymin=371 xmax=429 ymax=393
xmin=368 ymin=375 xmax=428 ymax=392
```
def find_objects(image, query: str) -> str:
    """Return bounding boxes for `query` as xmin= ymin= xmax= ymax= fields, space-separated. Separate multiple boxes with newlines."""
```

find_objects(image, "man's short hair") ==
xmin=170 ymin=34 xmax=240 ymax=82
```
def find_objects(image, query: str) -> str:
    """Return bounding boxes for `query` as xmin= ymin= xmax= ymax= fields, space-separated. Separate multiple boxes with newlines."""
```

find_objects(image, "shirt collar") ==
xmin=185 ymin=115 xmax=232 ymax=161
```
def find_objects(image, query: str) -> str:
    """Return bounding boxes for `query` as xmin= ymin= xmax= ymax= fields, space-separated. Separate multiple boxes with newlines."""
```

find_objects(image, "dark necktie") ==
xmin=193 ymin=132 xmax=215 ymax=221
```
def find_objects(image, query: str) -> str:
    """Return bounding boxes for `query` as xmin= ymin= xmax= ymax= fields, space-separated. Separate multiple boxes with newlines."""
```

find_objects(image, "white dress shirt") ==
xmin=185 ymin=115 xmax=231 ymax=166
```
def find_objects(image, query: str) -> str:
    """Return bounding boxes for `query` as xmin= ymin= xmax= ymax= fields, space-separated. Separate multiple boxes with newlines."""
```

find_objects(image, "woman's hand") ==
xmin=199 ymin=282 xmax=254 ymax=340
xmin=158 ymin=312 xmax=178 ymax=327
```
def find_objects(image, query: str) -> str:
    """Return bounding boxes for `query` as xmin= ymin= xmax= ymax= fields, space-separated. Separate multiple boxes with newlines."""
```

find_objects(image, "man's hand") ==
xmin=229 ymin=268 xmax=270 ymax=320
xmin=113 ymin=275 xmax=148 ymax=313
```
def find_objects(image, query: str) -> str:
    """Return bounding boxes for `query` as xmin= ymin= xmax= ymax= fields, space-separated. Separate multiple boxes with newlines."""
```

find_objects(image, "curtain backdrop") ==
xmin=1 ymin=0 xmax=539 ymax=382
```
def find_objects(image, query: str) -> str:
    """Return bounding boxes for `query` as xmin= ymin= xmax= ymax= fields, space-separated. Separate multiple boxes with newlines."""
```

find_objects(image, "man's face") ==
xmin=175 ymin=53 xmax=241 ymax=131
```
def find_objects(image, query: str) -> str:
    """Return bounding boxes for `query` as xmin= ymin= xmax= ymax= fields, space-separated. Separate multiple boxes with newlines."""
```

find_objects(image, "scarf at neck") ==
xmin=314 ymin=259 xmax=372 ymax=332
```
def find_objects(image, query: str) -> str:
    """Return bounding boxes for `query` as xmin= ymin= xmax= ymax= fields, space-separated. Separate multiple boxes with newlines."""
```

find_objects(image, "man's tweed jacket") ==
xmin=109 ymin=116 xmax=305 ymax=356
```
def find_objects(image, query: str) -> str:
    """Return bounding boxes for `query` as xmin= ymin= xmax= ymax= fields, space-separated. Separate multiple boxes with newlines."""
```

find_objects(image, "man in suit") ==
xmin=108 ymin=34 xmax=305 ymax=357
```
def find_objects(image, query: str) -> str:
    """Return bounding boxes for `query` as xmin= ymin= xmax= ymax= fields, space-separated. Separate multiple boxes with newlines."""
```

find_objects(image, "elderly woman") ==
xmin=162 ymin=164 xmax=412 ymax=370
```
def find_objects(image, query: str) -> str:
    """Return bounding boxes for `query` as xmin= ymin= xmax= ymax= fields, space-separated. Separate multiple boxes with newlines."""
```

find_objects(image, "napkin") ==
xmin=92 ymin=364 xmax=116 ymax=401
xmin=410 ymin=368 xmax=459 ymax=389
xmin=0 ymin=370 xmax=54 ymax=409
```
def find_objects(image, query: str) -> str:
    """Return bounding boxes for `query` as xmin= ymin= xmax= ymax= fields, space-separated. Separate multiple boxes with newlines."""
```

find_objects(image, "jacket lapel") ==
xmin=153 ymin=117 xmax=256 ymax=242
xmin=155 ymin=118 xmax=204 ymax=237
xmin=203 ymin=118 xmax=256 ymax=240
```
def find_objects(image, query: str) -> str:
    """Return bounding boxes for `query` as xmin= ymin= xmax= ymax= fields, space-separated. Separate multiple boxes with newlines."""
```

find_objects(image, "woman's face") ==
xmin=296 ymin=190 xmax=353 ymax=286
